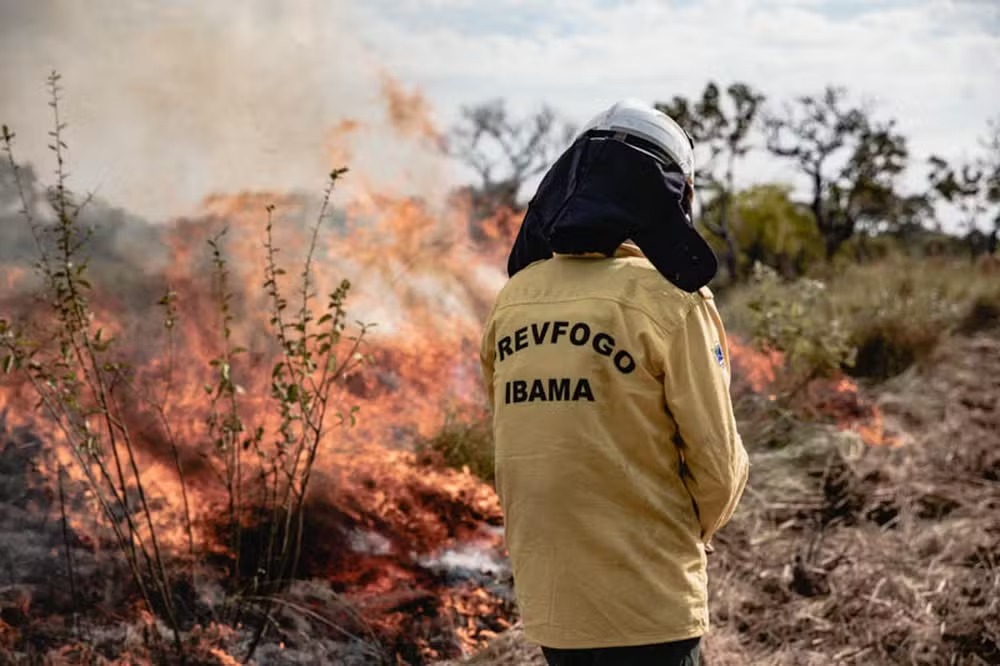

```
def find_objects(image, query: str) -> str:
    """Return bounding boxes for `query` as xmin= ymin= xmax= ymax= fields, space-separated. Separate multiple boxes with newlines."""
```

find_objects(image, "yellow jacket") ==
xmin=480 ymin=246 xmax=749 ymax=649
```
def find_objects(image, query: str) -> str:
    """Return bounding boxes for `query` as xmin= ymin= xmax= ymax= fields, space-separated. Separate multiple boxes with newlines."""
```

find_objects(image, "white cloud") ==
xmin=0 ymin=0 xmax=449 ymax=219
xmin=351 ymin=0 xmax=1000 ymax=197
xmin=1 ymin=0 xmax=996 ymax=220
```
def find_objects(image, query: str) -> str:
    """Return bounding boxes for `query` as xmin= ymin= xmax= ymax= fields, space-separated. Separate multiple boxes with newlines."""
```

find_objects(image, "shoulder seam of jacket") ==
xmin=492 ymin=292 xmax=698 ymax=338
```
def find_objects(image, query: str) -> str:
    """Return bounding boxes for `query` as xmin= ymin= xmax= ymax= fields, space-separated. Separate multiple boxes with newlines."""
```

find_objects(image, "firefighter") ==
xmin=481 ymin=99 xmax=749 ymax=666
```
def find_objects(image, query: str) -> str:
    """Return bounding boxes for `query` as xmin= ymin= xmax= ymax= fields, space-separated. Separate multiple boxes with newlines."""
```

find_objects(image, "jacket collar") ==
xmin=552 ymin=242 xmax=645 ymax=260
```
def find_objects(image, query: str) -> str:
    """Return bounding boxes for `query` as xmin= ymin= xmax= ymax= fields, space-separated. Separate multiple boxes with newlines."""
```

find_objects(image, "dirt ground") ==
xmin=442 ymin=326 xmax=1000 ymax=665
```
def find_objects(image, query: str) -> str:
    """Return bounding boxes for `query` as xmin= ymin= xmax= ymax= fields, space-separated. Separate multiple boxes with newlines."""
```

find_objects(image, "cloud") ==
xmin=351 ymin=0 xmax=1000 ymax=189
xmin=0 ymin=0 xmax=449 ymax=219
xmin=1 ymin=0 xmax=997 ymax=218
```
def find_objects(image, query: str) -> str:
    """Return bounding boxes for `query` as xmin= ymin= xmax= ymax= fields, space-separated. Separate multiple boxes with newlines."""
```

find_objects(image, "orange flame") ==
xmin=728 ymin=337 xmax=899 ymax=447
xmin=380 ymin=72 xmax=444 ymax=148
xmin=727 ymin=336 xmax=784 ymax=394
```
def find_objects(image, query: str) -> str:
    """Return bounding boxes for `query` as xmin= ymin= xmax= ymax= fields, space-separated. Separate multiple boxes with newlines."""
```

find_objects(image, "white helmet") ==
xmin=580 ymin=99 xmax=695 ymax=179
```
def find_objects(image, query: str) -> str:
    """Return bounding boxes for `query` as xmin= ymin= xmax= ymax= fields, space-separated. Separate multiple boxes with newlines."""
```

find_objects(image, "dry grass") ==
xmin=680 ymin=328 xmax=998 ymax=664
xmin=721 ymin=256 xmax=1000 ymax=381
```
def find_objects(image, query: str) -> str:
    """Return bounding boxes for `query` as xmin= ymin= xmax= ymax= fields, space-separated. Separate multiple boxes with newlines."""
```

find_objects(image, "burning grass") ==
xmin=0 ymin=75 xmax=516 ymax=664
xmin=0 ymin=406 xmax=514 ymax=663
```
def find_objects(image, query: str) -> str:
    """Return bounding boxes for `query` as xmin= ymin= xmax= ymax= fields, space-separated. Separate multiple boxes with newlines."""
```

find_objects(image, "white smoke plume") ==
xmin=0 ymin=0 xmax=452 ymax=220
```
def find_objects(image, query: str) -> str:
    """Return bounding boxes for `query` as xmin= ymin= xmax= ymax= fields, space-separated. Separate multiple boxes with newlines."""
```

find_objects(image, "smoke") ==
xmin=0 ymin=0 xmax=453 ymax=220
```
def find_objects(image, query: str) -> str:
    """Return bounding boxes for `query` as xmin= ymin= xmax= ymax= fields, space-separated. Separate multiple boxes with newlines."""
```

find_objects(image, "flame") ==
xmin=805 ymin=375 xmax=900 ymax=447
xmin=0 ymin=77 xmax=516 ymax=660
xmin=325 ymin=118 xmax=362 ymax=167
xmin=0 ymin=265 xmax=29 ymax=293
xmin=728 ymin=337 xmax=899 ymax=447
xmin=727 ymin=336 xmax=784 ymax=394
xmin=380 ymin=72 xmax=444 ymax=148
xmin=0 ymin=187 xmax=508 ymax=652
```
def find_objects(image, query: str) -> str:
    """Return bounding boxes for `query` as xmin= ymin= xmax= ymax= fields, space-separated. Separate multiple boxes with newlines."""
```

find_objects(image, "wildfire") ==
xmin=0 ymin=68 xmax=909 ymax=665
xmin=326 ymin=118 xmax=362 ymax=167
xmin=805 ymin=376 xmax=900 ymax=447
xmin=0 ymin=265 xmax=29 ymax=293
xmin=0 ymin=75 xmax=517 ymax=663
xmin=0 ymin=189 xmax=508 ymax=660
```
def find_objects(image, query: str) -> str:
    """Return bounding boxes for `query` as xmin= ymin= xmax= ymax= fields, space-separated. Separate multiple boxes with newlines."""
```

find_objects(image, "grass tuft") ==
xmin=417 ymin=413 xmax=494 ymax=482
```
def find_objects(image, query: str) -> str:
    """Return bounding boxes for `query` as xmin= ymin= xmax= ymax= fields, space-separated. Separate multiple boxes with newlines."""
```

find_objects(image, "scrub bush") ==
xmin=741 ymin=263 xmax=855 ymax=391
xmin=723 ymin=255 xmax=1000 ymax=383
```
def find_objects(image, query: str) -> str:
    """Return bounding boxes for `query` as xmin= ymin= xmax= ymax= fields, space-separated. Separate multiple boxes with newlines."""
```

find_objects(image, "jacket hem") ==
xmin=525 ymin=622 xmax=707 ymax=650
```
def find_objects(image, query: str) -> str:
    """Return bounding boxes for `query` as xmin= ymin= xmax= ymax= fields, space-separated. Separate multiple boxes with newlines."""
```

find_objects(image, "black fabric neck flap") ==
xmin=506 ymin=135 xmax=717 ymax=292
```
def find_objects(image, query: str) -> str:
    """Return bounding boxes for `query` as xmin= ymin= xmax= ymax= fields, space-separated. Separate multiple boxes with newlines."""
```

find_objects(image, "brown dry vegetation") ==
xmin=445 ymin=319 xmax=1000 ymax=665
xmin=703 ymin=328 xmax=999 ymax=664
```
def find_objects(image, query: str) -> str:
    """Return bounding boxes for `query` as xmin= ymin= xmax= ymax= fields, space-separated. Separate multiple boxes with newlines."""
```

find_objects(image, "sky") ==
xmin=0 ymin=0 xmax=998 ymax=221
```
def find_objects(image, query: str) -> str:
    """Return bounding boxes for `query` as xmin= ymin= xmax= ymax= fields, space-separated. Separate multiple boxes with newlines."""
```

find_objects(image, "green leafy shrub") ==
xmin=743 ymin=263 xmax=855 ymax=392
xmin=732 ymin=184 xmax=824 ymax=278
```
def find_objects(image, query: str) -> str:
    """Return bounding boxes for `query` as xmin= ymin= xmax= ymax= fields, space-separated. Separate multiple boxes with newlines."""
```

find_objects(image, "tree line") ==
xmin=448 ymin=84 xmax=1000 ymax=281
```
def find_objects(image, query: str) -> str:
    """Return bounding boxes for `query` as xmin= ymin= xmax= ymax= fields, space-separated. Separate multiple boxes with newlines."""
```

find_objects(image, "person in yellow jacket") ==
xmin=480 ymin=100 xmax=749 ymax=666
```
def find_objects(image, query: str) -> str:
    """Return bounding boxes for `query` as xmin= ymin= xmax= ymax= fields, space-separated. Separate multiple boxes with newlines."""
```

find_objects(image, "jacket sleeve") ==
xmin=662 ymin=296 xmax=749 ymax=543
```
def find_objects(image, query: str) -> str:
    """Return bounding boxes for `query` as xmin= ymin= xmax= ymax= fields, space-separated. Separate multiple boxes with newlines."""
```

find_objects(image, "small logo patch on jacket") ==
xmin=713 ymin=343 xmax=726 ymax=368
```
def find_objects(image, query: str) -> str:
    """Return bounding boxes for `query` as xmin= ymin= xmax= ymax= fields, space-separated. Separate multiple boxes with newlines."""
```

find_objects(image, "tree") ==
xmin=927 ymin=156 xmax=988 ymax=255
xmin=764 ymin=86 xmax=909 ymax=259
xmin=888 ymin=193 xmax=934 ymax=242
xmin=731 ymin=184 xmax=823 ymax=277
xmin=982 ymin=115 xmax=1000 ymax=255
xmin=985 ymin=116 xmax=1000 ymax=201
xmin=448 ymin=99 xmax=575 ymax=218
xmin=927 ymin=116 xmax=1000 ymax=257
xmin=656 ymin=82 xmax=765 ymax=281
